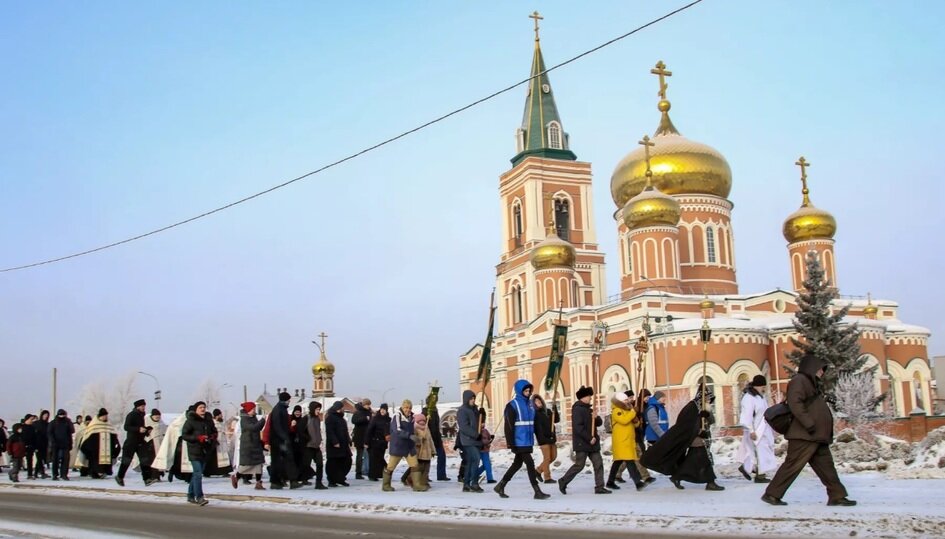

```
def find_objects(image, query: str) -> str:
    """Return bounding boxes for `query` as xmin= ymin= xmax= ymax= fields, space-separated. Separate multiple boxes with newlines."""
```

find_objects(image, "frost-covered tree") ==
xmin=833 ymin=372 xmax=887 ymax=423
xmin=73 ymin=371 xmax=140 ymax=427
xmin=786 ymin=251 xmax=868 ymax=407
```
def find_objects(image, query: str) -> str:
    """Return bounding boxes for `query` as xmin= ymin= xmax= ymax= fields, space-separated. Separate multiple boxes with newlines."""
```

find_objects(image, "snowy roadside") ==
xmin=3 ymin=471 xmax=943 ymax=538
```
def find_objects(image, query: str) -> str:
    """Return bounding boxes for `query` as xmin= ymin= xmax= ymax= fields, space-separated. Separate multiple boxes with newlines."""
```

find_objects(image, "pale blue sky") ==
xmin=2 ymin=1 xmax=943 ymax=416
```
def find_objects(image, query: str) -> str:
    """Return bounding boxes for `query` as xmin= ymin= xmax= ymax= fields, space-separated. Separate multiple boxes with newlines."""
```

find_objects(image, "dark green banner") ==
xmin=544 ymin=323 xmax=569 ymax=391
xmin=475 ymin=306 xmax=496 ymax=383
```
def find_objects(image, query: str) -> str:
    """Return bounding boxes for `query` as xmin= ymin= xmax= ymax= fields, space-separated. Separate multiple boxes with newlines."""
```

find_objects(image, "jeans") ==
xmin=188 ymin=460 xmax=205 ymax=500
xmin=435 ymin=442 xmax=448 ymax=479
xmin=462 ymin=446 xmax=481 ymax=487
xmin=476 ymin=451 xmax=494 ymax=481
xmin=51 ymin=448 xmax=70 ymax=479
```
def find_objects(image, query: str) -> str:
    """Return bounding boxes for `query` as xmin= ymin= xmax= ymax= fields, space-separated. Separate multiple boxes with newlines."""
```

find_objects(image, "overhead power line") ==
xmin=2 ymin=0 xmax=704 ymax=273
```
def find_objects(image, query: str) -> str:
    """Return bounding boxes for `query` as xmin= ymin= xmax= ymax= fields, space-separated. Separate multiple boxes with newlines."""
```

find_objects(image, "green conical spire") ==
xmin=511 ymin=15 xmax=576 ymax=166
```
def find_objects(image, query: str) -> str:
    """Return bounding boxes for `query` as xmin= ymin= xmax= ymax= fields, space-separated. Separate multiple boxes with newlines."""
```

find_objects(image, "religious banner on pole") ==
xmin=544 ymin=323 xmax=569 ymax=392
xmin=475 ymin=291 xmax=496 ymax=384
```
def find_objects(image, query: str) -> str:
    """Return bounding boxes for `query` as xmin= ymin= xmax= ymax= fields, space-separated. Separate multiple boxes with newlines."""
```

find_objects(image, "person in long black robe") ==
xmin=78 ymin=414 xmax=122 ymax=479
xmin=640 ymin=386 xmax=724 ymax=491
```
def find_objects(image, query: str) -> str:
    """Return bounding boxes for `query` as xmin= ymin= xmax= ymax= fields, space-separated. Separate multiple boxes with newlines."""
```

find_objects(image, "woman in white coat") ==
xmin=736 ymin=375 xmax=777 ymax=483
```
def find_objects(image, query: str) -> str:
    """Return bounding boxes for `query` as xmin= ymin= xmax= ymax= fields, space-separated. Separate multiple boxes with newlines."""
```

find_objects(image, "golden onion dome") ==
xmin=312 ymin=351 xmax=335 ymax=376
xmin=782 ymin=157 xmax=836 ymax=243
xmin=862 ymin=293 xmax=878 ymax=317
xmin=622 ymin=183 xmax=681 ymax=229
xmin=530 ymin=229 xmax=576 ymax=270
xmin=610 ymin=99 xmax=732 ymax=208
xmin=699 ymin=296 xmax=716 ymax=310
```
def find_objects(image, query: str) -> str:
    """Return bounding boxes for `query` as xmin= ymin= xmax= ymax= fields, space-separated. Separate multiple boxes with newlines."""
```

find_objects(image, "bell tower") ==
xmin=783 ymin=157 xmax=838 ymax=291
xmin=495 ymin=12 xmax=606 ymax=332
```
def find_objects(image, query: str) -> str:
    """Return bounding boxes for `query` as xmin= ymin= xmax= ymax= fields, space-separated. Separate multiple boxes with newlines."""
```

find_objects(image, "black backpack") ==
xmin=763 ymin=402 xmax=792 ymax=435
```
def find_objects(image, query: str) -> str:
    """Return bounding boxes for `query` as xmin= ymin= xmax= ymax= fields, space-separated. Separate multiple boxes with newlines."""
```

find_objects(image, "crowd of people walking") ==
xmin=2 ymin=368 xmax=856 ymax=508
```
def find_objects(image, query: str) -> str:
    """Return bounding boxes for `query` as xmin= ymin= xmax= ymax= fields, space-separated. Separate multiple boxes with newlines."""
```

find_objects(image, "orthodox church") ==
xmin=458 ymin=17 xmax=933 ymax=428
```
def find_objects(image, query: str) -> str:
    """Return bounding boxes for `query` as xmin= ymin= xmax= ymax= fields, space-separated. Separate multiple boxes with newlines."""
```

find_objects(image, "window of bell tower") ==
xmin=547 ymin=121 xmax=562 ymax=150
xmin=512 ymin=202 xmax=523 ymax=247
xmin=554 ymin=198 xmax=570 ymax=242
xmin=706 ymin=227 xmax=717 ymax=263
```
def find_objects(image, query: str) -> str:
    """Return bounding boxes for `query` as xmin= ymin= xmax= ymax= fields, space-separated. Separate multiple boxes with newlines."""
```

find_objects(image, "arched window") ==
xmin=914 ymin=372 xmax=925 ymax=411
xmin=512 ymin=203 xmax=523 ymax=247
xmin=626 ymin=237 xmax=633 ymax=273
xmin=737 ymin=372 xmax=749 ymax=391
xmin=698 ymin=375 xmax=715 ymax=394
xmin=554 ymin=198 xmax=570 ymax=241
xmin=706 ymin=227 xmax=717 ymax=263
xmin=572 ymin=280 xmax=580 ymax=307
xmin=512 ymin=286 xmax=524 ymax=325
xmin=547 ymin=122 xmax=562 ymax=149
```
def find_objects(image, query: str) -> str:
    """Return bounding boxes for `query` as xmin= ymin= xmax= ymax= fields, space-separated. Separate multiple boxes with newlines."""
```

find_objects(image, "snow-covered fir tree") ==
xmin=786 ymin=250 xmax=881 ymax=410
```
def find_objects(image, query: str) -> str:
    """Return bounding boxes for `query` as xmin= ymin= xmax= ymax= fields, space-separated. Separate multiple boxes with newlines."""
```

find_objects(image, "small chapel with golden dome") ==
xmin=459 ymin=14 xmax=933 ymax=427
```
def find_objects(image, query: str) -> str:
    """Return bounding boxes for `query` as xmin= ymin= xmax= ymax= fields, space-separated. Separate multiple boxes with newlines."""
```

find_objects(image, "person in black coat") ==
xmin=351 ymin=399 xmax=372 ymax=480
xmin=324 ymin=401 xmax=352 ymax=487
xmin=48 ymin=410 xmax=75 ymax=480
xmin=640 ymin=384 xmax=723 ymax=491
xmin=427 ymin=407 xmax=449 ymax=481
xmin=33 ymin=411 xmax=51 ymax=479
xmin=116 ymin=399 xmax=155 ymax=486
xmin=180 ymin=401 xmax=217 ymax=505
xmin=289 ymin=405 xmax=309 ymax=483
xmin=268 ymin=392 xmax=300 ymax=489
xmin=533 ymin=395 xmax=560 ymax=483
xmin=20 ymin=415 xmax=37 ymax=479
xmin=364 ymin=404 xmax=391 ymax=481
xmin=558 ymin=386 xmax=608 ymax=495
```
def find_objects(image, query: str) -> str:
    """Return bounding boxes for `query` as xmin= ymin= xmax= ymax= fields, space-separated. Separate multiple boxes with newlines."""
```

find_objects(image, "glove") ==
xmin=197 ymin=434 xmax=209 ymax=443
xmin=698 ymin=430 xmax=710 ymax=439
xmin=699 ymin=410 xmax=711 ymax=419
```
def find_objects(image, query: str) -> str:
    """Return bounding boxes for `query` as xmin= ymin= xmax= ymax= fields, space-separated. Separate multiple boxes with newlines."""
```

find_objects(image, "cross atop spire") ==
xmin=529 ymin=11 xmax=543 ymax=42
xmin=795 ymin=156 xmax=811 ymax=205
xmin=650 ymin=60 xmax=672 ymax=100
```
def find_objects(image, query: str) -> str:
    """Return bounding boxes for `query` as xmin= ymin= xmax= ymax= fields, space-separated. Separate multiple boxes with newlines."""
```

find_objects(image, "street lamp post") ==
xmin=640 ymin=275 xmax=673 ymax=390
xmin=699 ymin=320 xmax=713 ymax=429
xmin=138 ymin=371 xmax=162 ymax=403
xmin=213 ymin=383 xmax=232 ymax=407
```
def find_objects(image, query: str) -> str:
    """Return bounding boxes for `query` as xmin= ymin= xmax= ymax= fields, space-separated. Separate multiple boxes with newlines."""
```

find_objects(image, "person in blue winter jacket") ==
xmin=493 ymin=379 xmax=550 ymax=500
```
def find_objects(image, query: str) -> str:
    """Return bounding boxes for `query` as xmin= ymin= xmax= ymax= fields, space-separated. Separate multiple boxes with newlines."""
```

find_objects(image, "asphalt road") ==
xmin=0 ymin=490 xmax=700 ymax=539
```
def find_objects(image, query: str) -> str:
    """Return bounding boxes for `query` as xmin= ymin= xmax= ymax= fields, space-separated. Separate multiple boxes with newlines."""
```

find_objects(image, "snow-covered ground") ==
xmin=4 ymin=459 xmax=944 ymax=538
xmin=3 ymin=427 xmax=944 ymax=538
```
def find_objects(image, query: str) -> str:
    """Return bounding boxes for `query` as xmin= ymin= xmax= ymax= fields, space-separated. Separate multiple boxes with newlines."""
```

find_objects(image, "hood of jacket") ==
xmin=462 ymin=390 xmax=477 ymax=408
xmin=513 ymin=379 xmax=533 ymax=400
xmin=611 ymin=394 xmax=631 ymax=410
xmin=798 ymin=355 xmax=829 ymax=378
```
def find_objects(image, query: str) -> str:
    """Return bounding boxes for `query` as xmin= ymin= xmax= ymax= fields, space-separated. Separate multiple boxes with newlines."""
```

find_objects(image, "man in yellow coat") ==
xmin=607 ymin=392 xmax=649 ymax=491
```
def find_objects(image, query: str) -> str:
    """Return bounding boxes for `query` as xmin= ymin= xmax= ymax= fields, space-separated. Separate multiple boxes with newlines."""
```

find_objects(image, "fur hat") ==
xmin=193 ymin=401 xmax=206 ymax=410
xmin=240 ymin=402 xmax=255 ymax=414
xmin=133 ymin=399 xmax=146 ymax=408
xmin=97 ymin=408 xmax=108 ymax=418
xmin=278 ymin=391 xmax=292 ymax=402
xmin=623 ymin=389 xmax=635 ymax=399
xmin=751 ymin=375 xmax=768 ymax=387
xmin=379 ymin=403 xmax=389 ymax=411
xmin=576 ymin=386 xmax=594 ymax=399
xmin=652 ymin=390 xmax=666 ymax=401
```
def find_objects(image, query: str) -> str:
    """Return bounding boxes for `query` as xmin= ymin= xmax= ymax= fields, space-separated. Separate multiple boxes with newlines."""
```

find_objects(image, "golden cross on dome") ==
xmin=795 ymin=156 xmax=811 ymax=204
xmin=313 ymin=331 xmax=328 ymax=353
xmin=638 ymin=135 xmax=656 ymax=185
xmin=529 ymin=11 xmax=543 ymax=42
xmin=650 ymin=61 xmax=672 ymax=100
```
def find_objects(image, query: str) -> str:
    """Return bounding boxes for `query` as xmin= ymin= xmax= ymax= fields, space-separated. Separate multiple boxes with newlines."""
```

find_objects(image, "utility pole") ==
xmin=52 ymin=367 xmax=57 ymax=413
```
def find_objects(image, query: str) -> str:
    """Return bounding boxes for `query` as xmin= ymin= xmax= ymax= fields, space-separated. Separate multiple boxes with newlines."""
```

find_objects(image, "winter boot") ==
xmin=255 ymin=481 xmax=266 ymax=491
xmin=410 ymin=469 xmax=428 ymax=492
xmin=494 ymin=480 xmax=509 ymax=498
xmin=754 ymin=474 xmax=771 ymax=484
xmin=705 ymin=481 xmax=725 ymax=491
xmin=532 ymin=483 xmax=550 ymax=500
xmin=738 ymin=464 xmax=752 ymax=481
xmin=381 ymin=469 xmax=395 ymax=492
